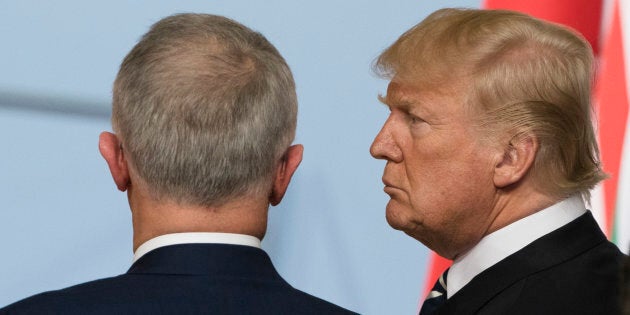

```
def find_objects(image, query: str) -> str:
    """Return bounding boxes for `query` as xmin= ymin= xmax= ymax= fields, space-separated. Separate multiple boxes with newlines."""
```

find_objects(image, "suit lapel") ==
xmin=437 ymin=212 xmax=607 ymax=314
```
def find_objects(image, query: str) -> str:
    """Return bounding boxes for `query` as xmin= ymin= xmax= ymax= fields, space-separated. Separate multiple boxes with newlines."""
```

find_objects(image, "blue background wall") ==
xmin=0 ymin=1 xmax=480 ymax=314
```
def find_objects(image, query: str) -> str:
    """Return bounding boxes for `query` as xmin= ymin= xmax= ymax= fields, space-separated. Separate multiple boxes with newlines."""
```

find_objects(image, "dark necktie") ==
xmin=419 ymin=268 xmax=449 ymax=315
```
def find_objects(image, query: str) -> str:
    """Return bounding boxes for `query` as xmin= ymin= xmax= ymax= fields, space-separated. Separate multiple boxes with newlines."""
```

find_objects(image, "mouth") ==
xmin=381 ymin=178 xmax=399 ymax=195
xmin=382 ymin=177 xmax=395 ymax=188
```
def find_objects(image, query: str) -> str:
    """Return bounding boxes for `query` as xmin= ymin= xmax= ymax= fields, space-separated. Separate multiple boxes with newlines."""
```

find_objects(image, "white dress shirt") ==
xmin=133 ymin=232 xmax=262 ymax=263
xmin=447 ymin=195 xmax=586 ymax=298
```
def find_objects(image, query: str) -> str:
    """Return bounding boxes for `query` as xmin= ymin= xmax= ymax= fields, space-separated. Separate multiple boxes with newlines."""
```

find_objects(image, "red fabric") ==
xmin=593 ymin=1 xmax=629 ymax=237
xmin=422 ymin=255 xmax=451 ymax=298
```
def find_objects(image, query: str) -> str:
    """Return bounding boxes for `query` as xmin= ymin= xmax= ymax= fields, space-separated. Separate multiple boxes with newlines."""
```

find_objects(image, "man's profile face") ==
xmin=370 ymin=78 xmax=501 ymax=257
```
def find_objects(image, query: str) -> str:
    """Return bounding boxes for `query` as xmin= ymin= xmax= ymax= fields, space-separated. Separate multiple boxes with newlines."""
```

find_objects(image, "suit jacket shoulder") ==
xmin=0 ymin=244 xmax=357 ymax=315
xmin=439 ymin=212 xmax=626 ymax=315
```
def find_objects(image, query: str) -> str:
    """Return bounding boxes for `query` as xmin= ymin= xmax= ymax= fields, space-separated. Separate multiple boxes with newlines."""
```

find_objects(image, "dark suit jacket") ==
xmin=437 ymin=211 xmax=625 ymax=315
xmin=0 ymin=244 xmax=356 ymax=314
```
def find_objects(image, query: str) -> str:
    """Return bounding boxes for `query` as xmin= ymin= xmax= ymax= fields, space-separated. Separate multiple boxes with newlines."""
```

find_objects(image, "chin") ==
xmin=385 ymin=203 xmax=410 ymax=231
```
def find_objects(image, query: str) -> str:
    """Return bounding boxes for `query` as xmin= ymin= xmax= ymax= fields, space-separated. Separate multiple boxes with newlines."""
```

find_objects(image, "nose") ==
xmin=370 ymin=119 xmax=402 ymax=162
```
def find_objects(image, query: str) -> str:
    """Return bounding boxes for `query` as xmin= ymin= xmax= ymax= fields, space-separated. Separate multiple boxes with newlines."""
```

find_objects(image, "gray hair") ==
xmin=112 ymin=13 xmax=297 ymax=206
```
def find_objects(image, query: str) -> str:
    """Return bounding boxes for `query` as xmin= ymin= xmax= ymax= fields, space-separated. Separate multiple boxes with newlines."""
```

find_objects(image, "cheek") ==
xmin=405 ymin=154 xmax=496 ymax=219
xmin=405 ymin=160 xmax=458 ymax=199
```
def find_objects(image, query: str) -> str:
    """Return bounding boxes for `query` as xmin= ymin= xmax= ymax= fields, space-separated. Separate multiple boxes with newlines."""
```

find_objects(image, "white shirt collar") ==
xmin=447 ymin=195 xmax=586 ymax=298
xmin=133 ymin=232 xmax=261 ymax=263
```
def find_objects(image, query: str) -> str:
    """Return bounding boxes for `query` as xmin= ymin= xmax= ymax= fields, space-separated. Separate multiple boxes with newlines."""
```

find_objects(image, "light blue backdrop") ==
xmin=0 ymin=1 xmax=480 ymax=314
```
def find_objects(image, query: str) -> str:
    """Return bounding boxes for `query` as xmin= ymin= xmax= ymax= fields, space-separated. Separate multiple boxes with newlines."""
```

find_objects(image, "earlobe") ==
xmin=99 ymin=132 xmax=131 ymax=192
xmin=269 ymin=144 xmax=304 ymax=206
xmin=493 ymin=134 xmax=538 ymax=188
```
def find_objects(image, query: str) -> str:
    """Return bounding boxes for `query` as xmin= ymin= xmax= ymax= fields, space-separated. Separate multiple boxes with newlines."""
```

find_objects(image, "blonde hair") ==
xmin=375 ymin=8 xmax=605 ymax=200
xmin=113 ymin=13 xmax=297 ymax=206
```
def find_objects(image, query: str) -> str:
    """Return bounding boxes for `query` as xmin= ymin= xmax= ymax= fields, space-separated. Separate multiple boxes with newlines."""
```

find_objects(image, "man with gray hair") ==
xmin=1 ymin=13 xmax=354 ymax=314
xmin=370 ymin=8 xmax=626 ymax=314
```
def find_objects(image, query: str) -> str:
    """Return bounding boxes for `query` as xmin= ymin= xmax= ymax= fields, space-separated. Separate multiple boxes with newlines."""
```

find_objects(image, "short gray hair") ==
xmin=112 ymin=13 xmax=297 ymax=206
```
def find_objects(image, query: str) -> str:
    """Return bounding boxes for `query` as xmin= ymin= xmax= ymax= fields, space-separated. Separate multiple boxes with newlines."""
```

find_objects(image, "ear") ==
xmin=493 ymin=134 xmax=538 ymax=188
xmin=98 ymin=132 xmax=130 ymax=191
xmin=269 ymin=144 xmax=304 ymax=206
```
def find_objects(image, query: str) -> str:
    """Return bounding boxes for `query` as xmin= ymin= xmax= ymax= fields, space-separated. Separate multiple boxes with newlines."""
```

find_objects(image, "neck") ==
xmin=129 ymin=189 xmax=269 ymax=252
xmin=443 ymin=182 xmax=561 ymax=260
xmin=485 ymin=186 xmax=560 ymax=237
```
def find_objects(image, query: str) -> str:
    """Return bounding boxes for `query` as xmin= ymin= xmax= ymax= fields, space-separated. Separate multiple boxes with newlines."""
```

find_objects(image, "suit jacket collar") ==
xmin=127 ymin=243 xmax=288 ymax=285
xmin=438 ymin=211 xmax=607 ymax=314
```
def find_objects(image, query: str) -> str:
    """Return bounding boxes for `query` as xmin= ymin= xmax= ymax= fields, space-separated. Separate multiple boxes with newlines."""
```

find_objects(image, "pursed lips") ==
xmin=382 ymin=178 xmax=401 ymax=195
xmin=382 ymin=178 xmax=395 ymax=187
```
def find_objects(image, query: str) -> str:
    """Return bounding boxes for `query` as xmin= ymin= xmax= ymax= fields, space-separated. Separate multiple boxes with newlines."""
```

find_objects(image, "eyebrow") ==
xmin=377 ymin=94 xmax=414 ymax=111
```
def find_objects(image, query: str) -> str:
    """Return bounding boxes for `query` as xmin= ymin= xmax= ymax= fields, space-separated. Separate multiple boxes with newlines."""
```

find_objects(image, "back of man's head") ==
xmin=112 ymin=13 xmax=297 ymax=207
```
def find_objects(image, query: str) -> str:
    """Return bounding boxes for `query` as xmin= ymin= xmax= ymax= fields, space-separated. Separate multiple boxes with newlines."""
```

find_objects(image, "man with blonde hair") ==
xmin=1 ymin=13 xmax=355 ymax=314
xmin=370 ymin=8 xmax=626 ymax=314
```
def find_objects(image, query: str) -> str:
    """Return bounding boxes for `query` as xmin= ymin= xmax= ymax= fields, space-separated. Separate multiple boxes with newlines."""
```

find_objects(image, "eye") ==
xmin=407 ymin=113 xmax=425 ymax=125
